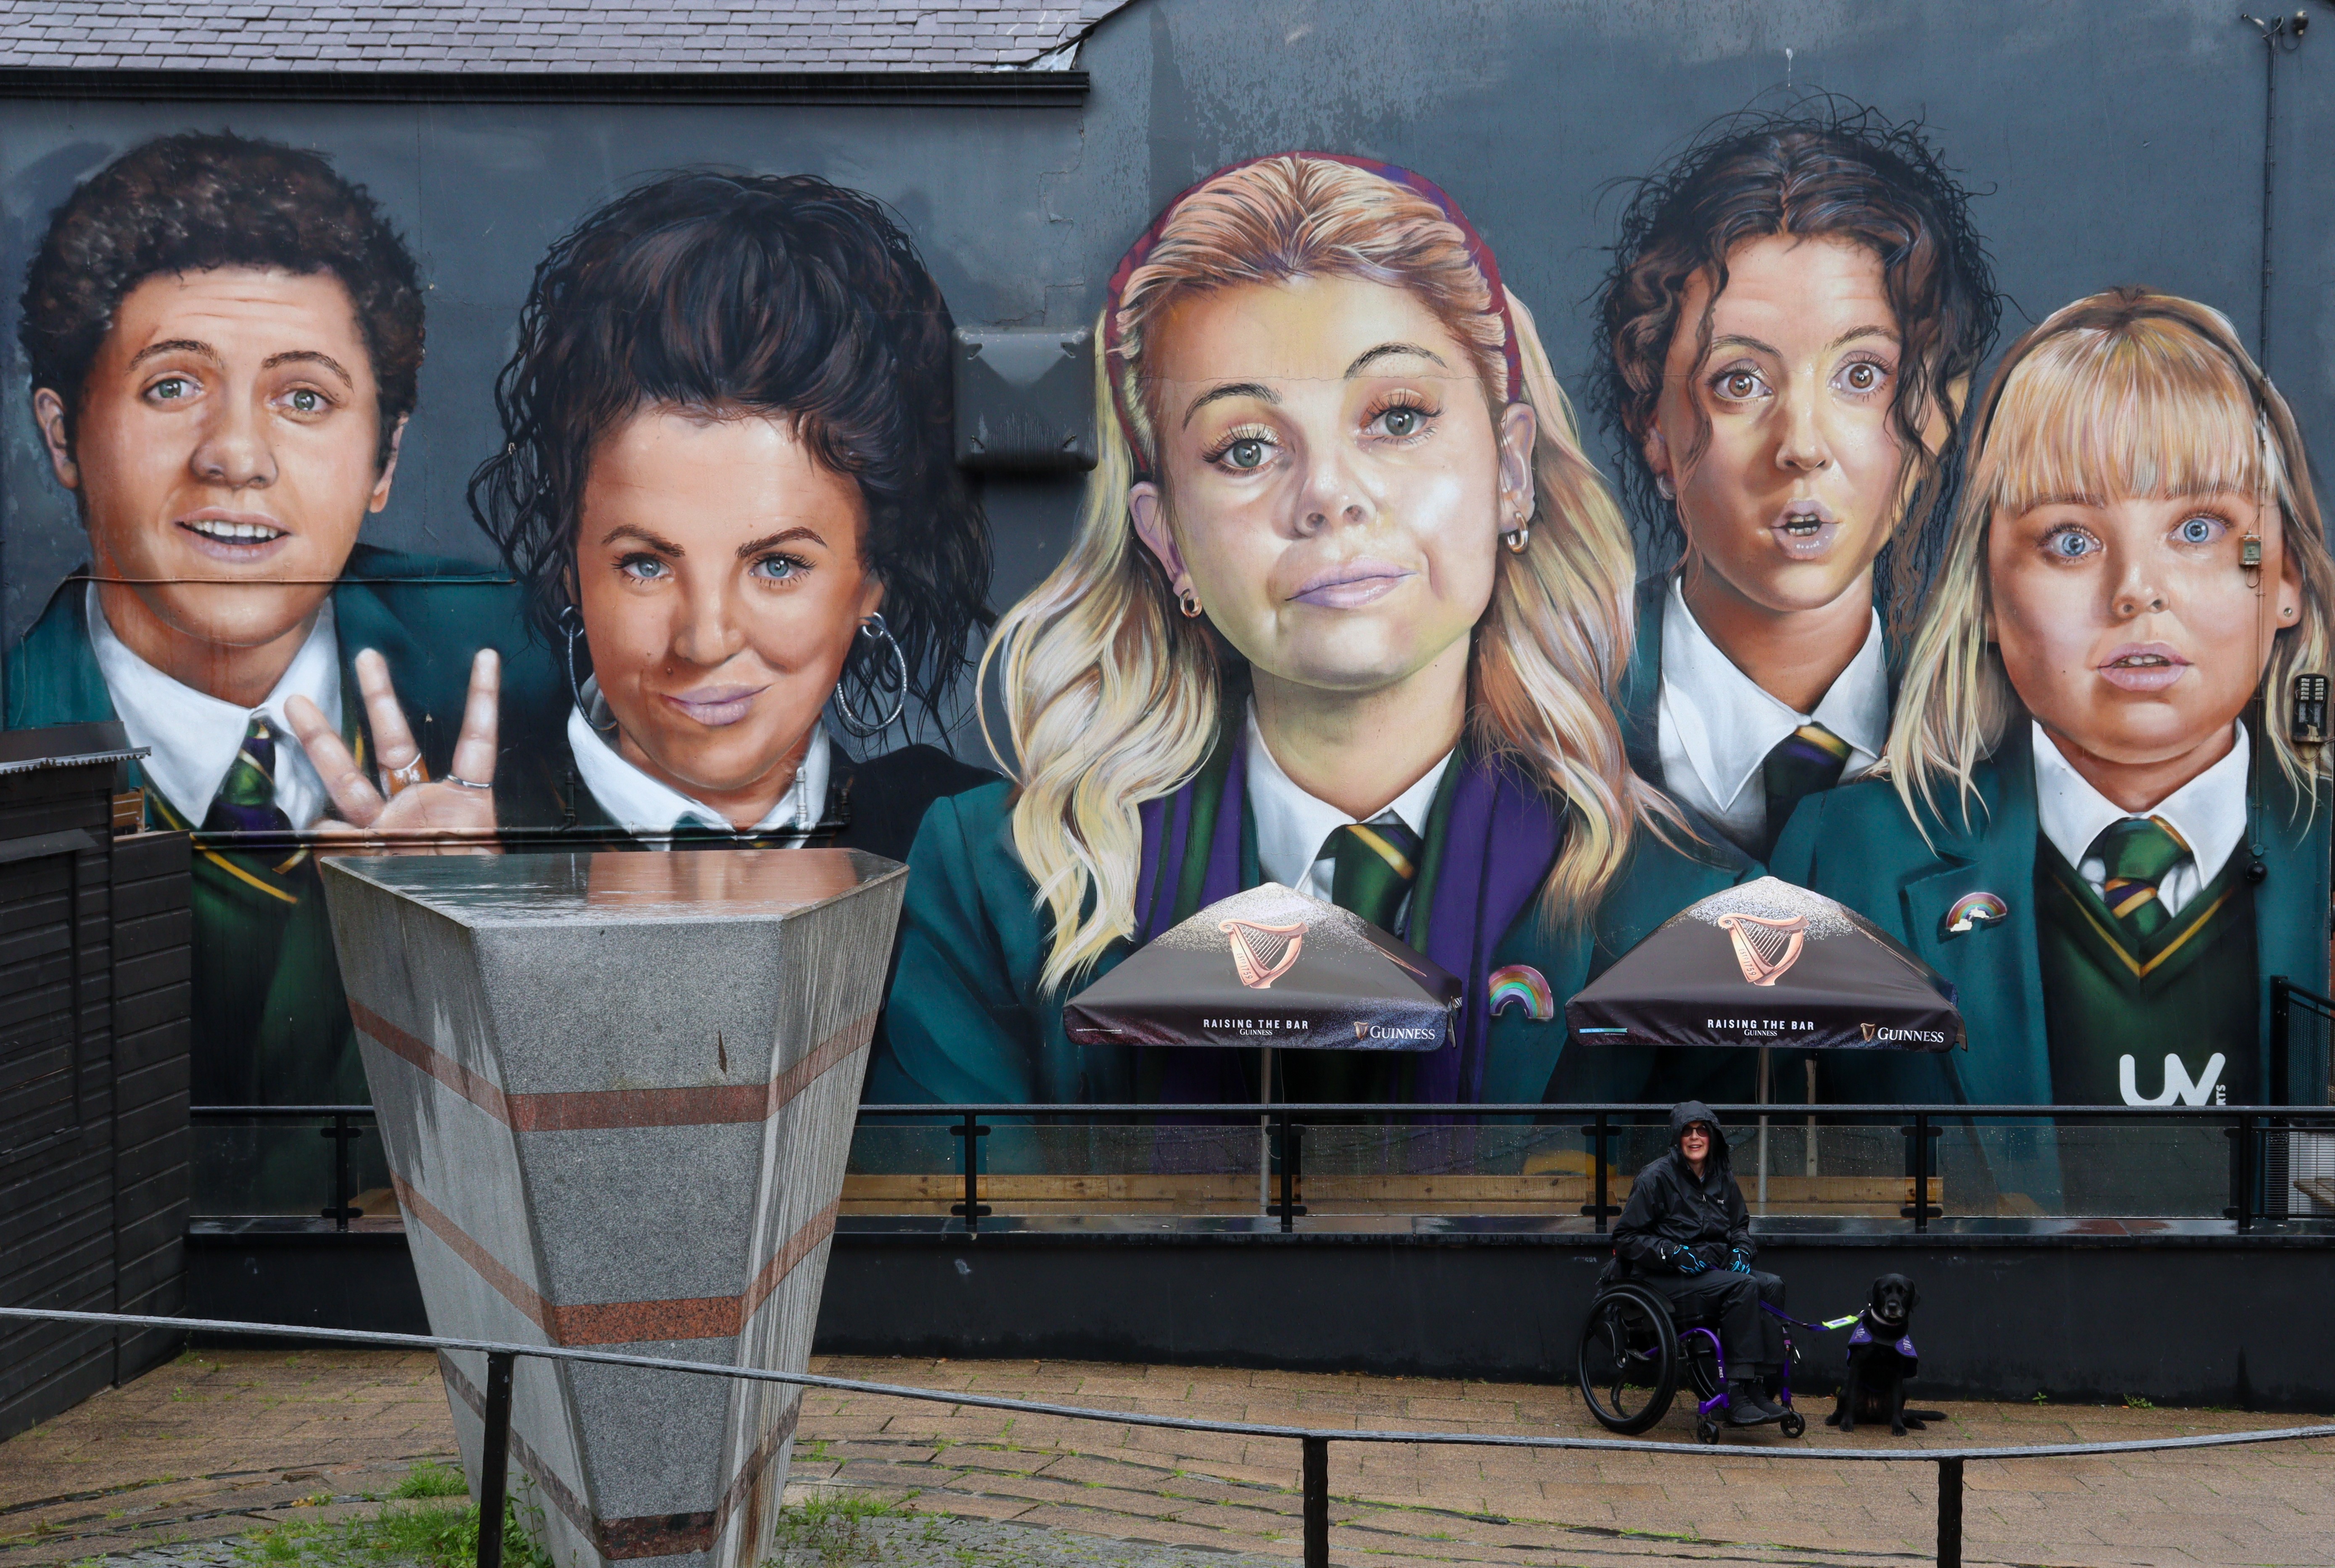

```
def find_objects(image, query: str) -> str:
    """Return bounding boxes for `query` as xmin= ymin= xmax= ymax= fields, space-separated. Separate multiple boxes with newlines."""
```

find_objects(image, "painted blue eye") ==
xmin=1380 ymin=407 xmax=1423 ymax=438
xmin=1225 ymin=438 xmax=1267 ymax=470
xmin=2176 ymin=515 xmax=2222 ymax=545
xmin=2046 ymin=529 xmax=2098 ymax=560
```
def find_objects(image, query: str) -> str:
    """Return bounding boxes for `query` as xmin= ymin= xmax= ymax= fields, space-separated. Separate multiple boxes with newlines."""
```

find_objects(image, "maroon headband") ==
xmin=1100 ymin=151 xmax=1527 ymax=480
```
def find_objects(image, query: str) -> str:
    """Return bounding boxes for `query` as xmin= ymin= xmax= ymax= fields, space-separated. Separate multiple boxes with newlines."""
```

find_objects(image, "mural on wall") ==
xmin=3 ymin=99 xmax=2327 ymax=1133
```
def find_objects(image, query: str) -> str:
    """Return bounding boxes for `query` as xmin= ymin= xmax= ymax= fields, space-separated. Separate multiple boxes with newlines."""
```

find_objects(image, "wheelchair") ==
xmin=1574 ymin=1278 xmax=1806 ymax=1444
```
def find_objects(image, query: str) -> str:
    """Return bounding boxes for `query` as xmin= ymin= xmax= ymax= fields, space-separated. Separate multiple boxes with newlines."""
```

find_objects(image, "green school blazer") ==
xmin=1768 ymin=723 xmax=2332 ymax=1107
xmin=868 ymin=777 xmax=1754 ymax=1108
xmin=5 ymin=545 xmax=569 ymax=1106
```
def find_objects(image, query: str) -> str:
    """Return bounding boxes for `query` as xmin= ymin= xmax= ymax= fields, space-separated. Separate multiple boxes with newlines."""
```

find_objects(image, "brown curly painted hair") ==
xmin=1589 ymin=100 xmax=1999 ymax=635
xmin=20 ymin=130 xmax=424 ymax=470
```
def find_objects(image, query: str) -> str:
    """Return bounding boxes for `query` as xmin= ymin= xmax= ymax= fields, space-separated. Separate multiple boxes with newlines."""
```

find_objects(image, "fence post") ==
xmin=320 ymin=1112 xmax=360 ymax=1231
xmin=1935 ymin=1456 xmax=1962 ymax=1568
xmin=1302 ymin=1434 xmax=1329 ymax=1568
xmin=2228 ymin=1112 xmax=2254 ymax=1233
xmin=949 ymin=1113 xmax=991 ymax=1233
xmin=1902 ymin=1114 xmax=1939 ymax=1233
xmin=2270 ymin=976 xmax=2291 ymax=1108
xmin=1579 ymin=1111 xmax=1618 ymax=1233
xmin=476 ymin=1349 xmax=516 ymax=1568
xmin=1272 ymin=1107 xmax=1306 ymax=1233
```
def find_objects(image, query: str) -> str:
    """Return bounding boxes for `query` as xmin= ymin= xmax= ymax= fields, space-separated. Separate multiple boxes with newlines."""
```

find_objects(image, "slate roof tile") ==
xmin=0 ymin=0 xmax=1128 ymax=69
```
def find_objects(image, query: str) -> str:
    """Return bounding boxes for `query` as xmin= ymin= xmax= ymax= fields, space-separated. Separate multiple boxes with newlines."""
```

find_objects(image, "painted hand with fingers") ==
xmin=286 ymin=648 xmax=501 ymax=851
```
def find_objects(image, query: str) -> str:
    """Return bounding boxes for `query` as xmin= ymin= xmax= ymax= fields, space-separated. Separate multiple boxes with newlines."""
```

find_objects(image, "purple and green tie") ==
xmin=1755 ymin=722 xmax=1853 ymax=861
xmin=202 ymin=716 xmax=293 ymax=836
xmin=1323 ymin=818 xmax=1424 ymax=932
xmin=2090 ymin=816 xmax=2192 ymax=944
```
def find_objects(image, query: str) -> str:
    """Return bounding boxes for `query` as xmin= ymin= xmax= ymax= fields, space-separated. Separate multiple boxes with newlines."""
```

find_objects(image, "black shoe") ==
xmin=1727 ymin=1387 xmax=1782 ymax=1425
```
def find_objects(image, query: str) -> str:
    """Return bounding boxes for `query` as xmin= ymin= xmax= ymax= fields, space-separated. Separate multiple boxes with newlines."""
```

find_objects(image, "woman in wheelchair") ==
xmin=1608 ymin=1101 xmax=1790 ymax=1427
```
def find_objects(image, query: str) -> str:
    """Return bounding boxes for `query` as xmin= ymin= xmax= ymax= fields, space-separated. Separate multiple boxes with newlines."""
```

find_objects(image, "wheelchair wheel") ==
xmin=1575 ymin=1283 xmax=1679 ymax=1435
xmin=1694 ymin=1415 xmax=1722 ymax=1444
xmin=1778 ymin=1410 xmax=1806 ymax=1439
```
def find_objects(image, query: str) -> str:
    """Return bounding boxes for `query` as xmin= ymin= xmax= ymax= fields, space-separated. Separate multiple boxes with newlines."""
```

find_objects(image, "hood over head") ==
xmin=1670 ymin=1100 xmax=1729 ymax=1171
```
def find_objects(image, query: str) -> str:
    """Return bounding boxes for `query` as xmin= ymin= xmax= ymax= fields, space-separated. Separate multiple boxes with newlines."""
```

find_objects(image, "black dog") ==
xmin=1825 ymin=1274 xmax=1944 ymax=1435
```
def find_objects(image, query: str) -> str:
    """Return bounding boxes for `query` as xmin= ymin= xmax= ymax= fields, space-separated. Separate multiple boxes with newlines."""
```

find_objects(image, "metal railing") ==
xmin=5 ymin=1304 xmax=2333 ymax=1568
xmin=192 ymin=1101 xmax=2335 ymax=1235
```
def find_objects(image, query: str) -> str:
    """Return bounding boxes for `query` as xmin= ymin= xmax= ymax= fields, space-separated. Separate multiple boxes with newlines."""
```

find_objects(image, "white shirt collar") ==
xmin=2032 ymin=718 xmax=2250 ymax=919
xmin=566 ymin=684 xmax=830 ymax=846
xmin=1245 ymin=703 xmax=1451 ymax=903
xmin=1654 ymin=574 xmax=1887 ymax=849
xmin=86 ymin=583 xmax=340 ymax=831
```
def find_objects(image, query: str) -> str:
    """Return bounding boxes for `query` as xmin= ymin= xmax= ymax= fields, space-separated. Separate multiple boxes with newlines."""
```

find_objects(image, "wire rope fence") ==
xmin=5 ymin=1306 xmax=2332 ymax=1568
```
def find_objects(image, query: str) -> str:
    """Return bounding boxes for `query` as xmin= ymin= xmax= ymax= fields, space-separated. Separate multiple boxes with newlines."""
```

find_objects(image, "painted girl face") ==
xmin=1129 ymin=273 xmax=1534 ymax=697
xmin=1645 ymin=235 xmax=1910 ymax=616
xmin=1989 ymin=487 xmax=2300 ymax=784
xmin=575 ymin=407 xmax=883 ymax=818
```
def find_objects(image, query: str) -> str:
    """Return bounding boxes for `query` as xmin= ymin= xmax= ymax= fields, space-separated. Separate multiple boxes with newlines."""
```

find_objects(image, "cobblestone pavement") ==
xmin=3 ymin=1349 xmax=2332 ymax=1568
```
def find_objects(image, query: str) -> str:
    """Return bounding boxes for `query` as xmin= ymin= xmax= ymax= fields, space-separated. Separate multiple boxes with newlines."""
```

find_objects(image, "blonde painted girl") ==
xmin=1773 ymin=289 xmax=2334 ymax=1115
xmin=872 ymin=153 xmax=1746 ymax=1107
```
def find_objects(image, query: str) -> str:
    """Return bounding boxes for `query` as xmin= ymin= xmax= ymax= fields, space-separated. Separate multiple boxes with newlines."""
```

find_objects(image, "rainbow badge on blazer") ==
xmin=1487 ymin=964 xmax=1555 ymax=1021
xmin=1942 ymin=891 xmax=2009 ymax=937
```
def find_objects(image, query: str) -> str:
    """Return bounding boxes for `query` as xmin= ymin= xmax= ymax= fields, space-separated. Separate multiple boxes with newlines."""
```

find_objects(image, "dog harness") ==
xmin=1846 ymin=1321 xmax=1918 ymax=1363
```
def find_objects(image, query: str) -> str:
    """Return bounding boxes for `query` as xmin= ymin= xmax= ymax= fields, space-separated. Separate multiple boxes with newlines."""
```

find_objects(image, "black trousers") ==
xmin=1644 ymin=1267 xmax=1786 ymax=1375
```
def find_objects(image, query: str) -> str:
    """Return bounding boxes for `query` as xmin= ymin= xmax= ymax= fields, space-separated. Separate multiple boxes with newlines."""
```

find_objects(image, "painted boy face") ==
xmin=575 ymin=407 xmax=883 ymax=821
xmin=34 ymin=267 xmax=397 ymax=682
xmin=1129 ymin=274 xmax=1534 ymax=699
xmin=1645 ymin=235 xmax=1911 ymax=617
xmin=1989 ymin=490 xmax=2301 ymax=790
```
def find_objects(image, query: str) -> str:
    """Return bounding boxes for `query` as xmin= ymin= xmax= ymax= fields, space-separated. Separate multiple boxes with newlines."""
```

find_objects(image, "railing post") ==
xmin=2228 ymin=1111 xmax=2254 ymax=1233
xmin=1901 ymin=1113 xmax=1939 ymax=1232
xmin=476 ymin=1349 xmax=516 ymax=1568
xmin=320 ymin=1112 xmax=360 ymax=1231
xmin=949 ymin=1112 xmax=991 ymax=1233
xmin=2271 ymin=976 xmax=2292 ymax=1108
xmin=1271 ymin=1107 xmax=1306 ymax=1232
xmin=1578 ymin=1112 xmax=1619 ymax=1232
xmin=1936 ymin=1456 xmax=1963 ymax=1568
xmin=1302 ymin=1434 xmax=1330 ymax=1568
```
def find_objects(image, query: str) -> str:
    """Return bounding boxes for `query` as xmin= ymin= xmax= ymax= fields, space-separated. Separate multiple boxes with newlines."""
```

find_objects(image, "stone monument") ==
xmin=318 ymin=849 xmax=906 ymax=1568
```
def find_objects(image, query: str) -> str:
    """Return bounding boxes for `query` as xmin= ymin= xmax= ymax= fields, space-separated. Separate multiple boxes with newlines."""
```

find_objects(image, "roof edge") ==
xmin=0 ymin=66 xmax=1090 ymax=107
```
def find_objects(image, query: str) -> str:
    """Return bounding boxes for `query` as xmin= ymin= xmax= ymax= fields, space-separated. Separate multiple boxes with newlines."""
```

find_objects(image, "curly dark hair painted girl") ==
xmin=468 ymin=170 xmax=992 ymax=733
xmin=1590 ymin=100 xmax=2000 ymax=632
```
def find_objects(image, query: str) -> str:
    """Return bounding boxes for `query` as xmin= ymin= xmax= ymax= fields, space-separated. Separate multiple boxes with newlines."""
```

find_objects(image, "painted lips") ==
xmin=1769 ymin=498 xmax=1840 ymax=561
xmin=176 ymin=509 xmax=289 ymax=561
xmin=2096 ymin=643 xmax=2191 ymax=694
xmin=660 ymin=685 xmax=767 ymax=727
xmin=1287 ymin=558 xmax=1414 ymax=609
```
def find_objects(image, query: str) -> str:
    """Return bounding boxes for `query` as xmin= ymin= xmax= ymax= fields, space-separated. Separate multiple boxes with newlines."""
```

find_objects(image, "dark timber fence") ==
xmin=5 ymin=1307 xmax=2332 ymax=1568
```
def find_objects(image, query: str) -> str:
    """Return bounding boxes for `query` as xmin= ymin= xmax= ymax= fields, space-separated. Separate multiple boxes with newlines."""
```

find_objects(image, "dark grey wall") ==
xmin=4 ymin=0 xmax=2330 ymax=744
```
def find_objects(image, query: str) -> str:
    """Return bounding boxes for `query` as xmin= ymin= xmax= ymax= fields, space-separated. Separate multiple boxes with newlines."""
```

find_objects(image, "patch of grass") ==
xmin=770 ymin=1491 xmax=903 ymax=1567
xmin=393 ymin=1461 xmax=469 ymax=1500
xmin=2032 ymin=1390 xmax=2049 ymax=1404
xmin=2124 ymin=1394 xmax=2156 ymax=1410
xmin=235 ymin=1492 xmax=554 ymax=1568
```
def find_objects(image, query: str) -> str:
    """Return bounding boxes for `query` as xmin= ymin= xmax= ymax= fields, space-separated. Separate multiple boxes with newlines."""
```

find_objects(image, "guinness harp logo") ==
xmin=1860 ymin=1021 xmax=1879 ymax=1043
xmin=1220 ymin=917 xmax=1305 ymax=989
xmin=1716 ymin=911 xmax=1810 ymax=987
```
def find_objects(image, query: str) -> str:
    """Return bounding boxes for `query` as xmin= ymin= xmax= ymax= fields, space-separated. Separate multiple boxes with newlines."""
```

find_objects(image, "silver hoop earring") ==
xmin=557 ymin=604 xmax=593 ymax=719
xmin=833 ymin=612 xmax=908 ymax=739
xmin=1178 ymin=588 xmax=1203 ymax=620
xmin=1654 ymin=475 xmax=1676 ymax=502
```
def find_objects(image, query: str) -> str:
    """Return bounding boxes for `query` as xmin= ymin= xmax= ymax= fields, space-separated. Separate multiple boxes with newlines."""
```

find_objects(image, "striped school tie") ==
xmin=1756 ymin=722 xmax=1853 ymax=860
xmin=1322 ymin=819 xmax=1424 ymax=932
xmin=202 ymin=716 xmax=293 ymax=835
xmin=2089 ymin=816 xmax=2192 ymax=943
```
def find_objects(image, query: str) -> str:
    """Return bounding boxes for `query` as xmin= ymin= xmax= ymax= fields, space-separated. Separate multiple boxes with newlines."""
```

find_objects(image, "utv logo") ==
xmin=1860 ymin=1022 xmax=1949 ymax=1044
xmin=2120 ymin=1052 xmax=2227 ymax=1106
xmin=1354 ymin=1023 xmax=1441 ymax=1041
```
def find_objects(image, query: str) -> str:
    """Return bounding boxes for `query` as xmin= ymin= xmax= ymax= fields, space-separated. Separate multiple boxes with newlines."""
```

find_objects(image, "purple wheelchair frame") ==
xmin=1684 ymin=1300 xmax=1798 ymax=1420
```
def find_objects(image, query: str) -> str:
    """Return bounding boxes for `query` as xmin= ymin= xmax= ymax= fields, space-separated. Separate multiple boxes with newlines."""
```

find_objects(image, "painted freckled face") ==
xmin=1129 ymin=274 xmax=1535 ymax=697
xmin=34 ymin=267 xmax=397 ymax=678
xmin=1988 ymin=489 xmax=2301 ymax=780
xmin=1646 ymin=235 xmax=1912 ymax=615
xmin=575 ymin=407 xmax=883 ymax=826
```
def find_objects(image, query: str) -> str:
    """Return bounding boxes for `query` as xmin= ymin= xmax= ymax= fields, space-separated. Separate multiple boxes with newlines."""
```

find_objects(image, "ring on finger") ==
xmin=384 ymin=759 xmax=426 ymax=794
xmin=444 ymin=774 xmax=494 ymax=792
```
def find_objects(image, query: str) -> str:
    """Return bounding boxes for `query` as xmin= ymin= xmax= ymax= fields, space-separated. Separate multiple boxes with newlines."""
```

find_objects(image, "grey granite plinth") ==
xmin=317 ymin=850 xmax=907 ymax=1568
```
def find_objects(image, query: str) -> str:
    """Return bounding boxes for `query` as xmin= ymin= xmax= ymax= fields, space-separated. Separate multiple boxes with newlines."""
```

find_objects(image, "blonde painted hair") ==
xmin=1886 ymin=288 xmax=2335 ymax=831
xmin=981 ymin=153 xmax=1663 ymax=991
